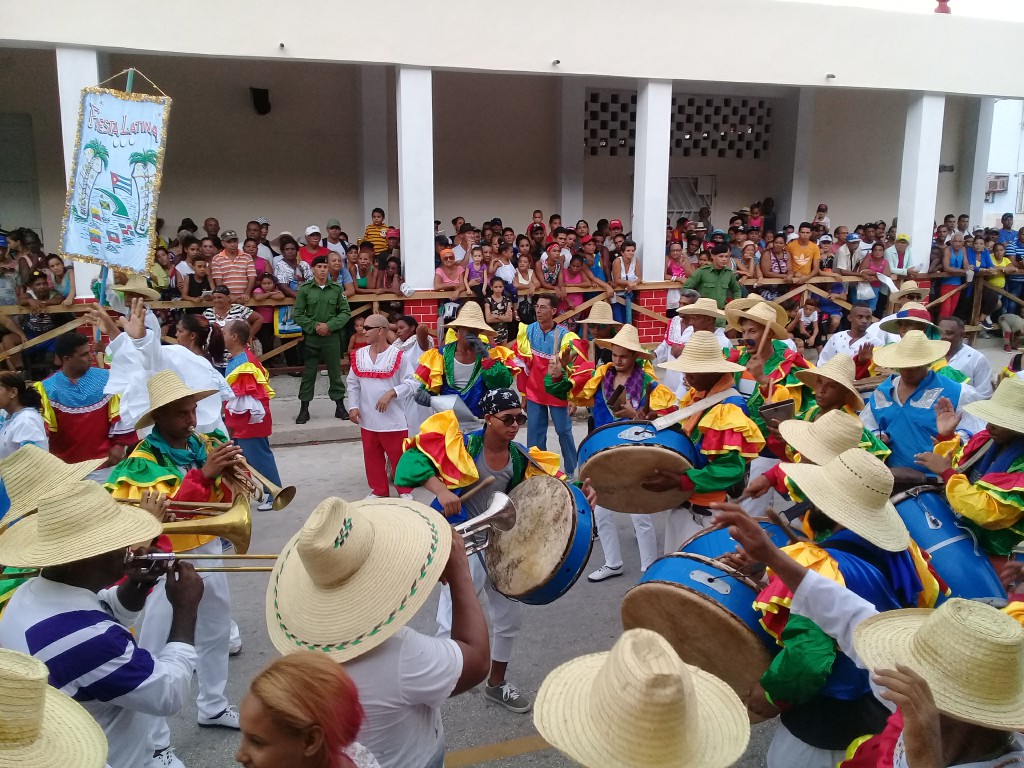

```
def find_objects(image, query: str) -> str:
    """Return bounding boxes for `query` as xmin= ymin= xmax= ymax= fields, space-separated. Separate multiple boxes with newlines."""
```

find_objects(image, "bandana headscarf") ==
xmin=480 ymin=388 xmax=521 ymax=415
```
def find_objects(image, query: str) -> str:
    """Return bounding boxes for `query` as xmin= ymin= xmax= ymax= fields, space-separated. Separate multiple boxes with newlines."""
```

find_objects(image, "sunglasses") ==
xmin=489 ymin=413 xmax=527 ymax=426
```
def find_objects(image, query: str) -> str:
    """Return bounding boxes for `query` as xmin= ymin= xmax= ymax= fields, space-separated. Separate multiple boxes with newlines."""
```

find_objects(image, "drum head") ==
xmin=621 ymin=581 xmax=773 ymax=721
xmin=581 ymin=445 xmax=693 ymax=514
xmin=485 ymin=475 xmax=575 ymax=598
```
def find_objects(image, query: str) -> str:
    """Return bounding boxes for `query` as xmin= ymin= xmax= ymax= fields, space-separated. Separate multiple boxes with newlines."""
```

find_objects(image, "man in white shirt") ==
xmin=452 ymin=223 xmax=473 ymax=263
xmin=323 ymin=218 xmax=347 ymax=256
xmin=244 ymin=220 xmax=274 ymax=264
xmin=940 ymin=316 xmax=994 ymax=398
xmin=818 ymin=303 xmax=878 ymax=369
xmin=653 ymin=294 xmax=730 ymax=395
xmin=884 ymin=233 xmax=917 ymax=278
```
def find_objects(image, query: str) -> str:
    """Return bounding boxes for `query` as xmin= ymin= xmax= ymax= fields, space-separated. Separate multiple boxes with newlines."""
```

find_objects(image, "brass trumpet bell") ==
xmin=161 ymin=495 xmax=252 ymax=554
xmin=454 ymin=492 xmax=517 ymax=555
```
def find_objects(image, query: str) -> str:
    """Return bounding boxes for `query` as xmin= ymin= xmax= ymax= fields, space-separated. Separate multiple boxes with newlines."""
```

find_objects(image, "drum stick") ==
xmin=765 ymin=508 xmax=807 ymax=544
xmin=640 ymin=381 xmax=658 ymax=414
xmin=607 ymin=384 xmax=626 ymax=409
xmin=459 ymin=476 xmax=496 ymax=504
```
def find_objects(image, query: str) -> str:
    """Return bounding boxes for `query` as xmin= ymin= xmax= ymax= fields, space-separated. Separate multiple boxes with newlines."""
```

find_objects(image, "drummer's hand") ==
xmin=1000 ymin=560 xmax=1024 ymax=592
xmin=711 ymin=504 xmax=780 ymax=564
xmin=744 ymin=682 xmax=780 ymax=720
xmin=439 ymin=526 xmax=471 ymax=586
xmin=934 ymin=397 xmax=961 ymax=438
xmin=137 ymin=489 xmax=173 ymax=523
xmin=580 ymin=478 xmax=598 ymax=508
xmin=740 ymin=475 xmax=771 ymax=500
xmin=124 ymin=546 xmax=169 ymax=587
xmin=201 ymin=441 xmax=244 ymax=479
xmin=718 ymin=549 xmax=755 ymax=572
xmin=612 ymin=400 xmax=638 ymax=419
xmin=874 ymin=666 xmax=942 ymax=768
xmin=914 ymin=451 xmax=952 ymax=476
xmin=890 ymin=466 xmax=929 ymax=486
xmin=641 ymin=469 xmax=685 ymax=493
xmin=436 ymin=488 xmax=464 ymax=519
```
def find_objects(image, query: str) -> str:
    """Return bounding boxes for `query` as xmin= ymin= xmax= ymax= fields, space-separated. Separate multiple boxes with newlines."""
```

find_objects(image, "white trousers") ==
xmin=741 ymin=457 xmax=787 ymax=517
xmin=767 ymin=723 xmax=848 ymax=768
xmin=436 ymin=553 xmax=522 ymax=664
xmin=593 ymin=505 xmax=659 ymax=572
xmin=663 ymin=506 xmax=715 ymax=555
xmin=139 ymin=538 xmax=231 ymax=750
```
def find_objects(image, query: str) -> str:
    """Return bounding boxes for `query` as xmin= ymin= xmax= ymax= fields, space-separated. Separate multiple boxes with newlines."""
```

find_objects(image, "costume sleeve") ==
xmin=755 ymin=543 xmax=844 ymax=642
xmin=292 ymin=286 xmax=315 ymax=334
xmin=346 ymin=365 xmax=361 ymax=411
xmin=325 ymin=292 xmax=351 ymax=333
xmin=33 ymin=382 xmax=56 ymax=433
xmin=481 ymin=349 xmax=514 ymax=390
xmin=945 ymin=472 xmax=1024 ymax=530
xmin=695 ymin=403 xmax=765 ymax=457
xmin=682 ymin=450 xmax=746 ymax=494
xmin=760 ymin=615 xmax=837 ymax=708
xmin=789 ymin=570 xmax=880 ymax=676
xmin=1004 ymin=602 xmax=1024 ymax=626
xmin=523 ymin=447 xmax=568 ymax=480
xmin=859 ymin=427 xmax=892 ymax=460
xmin=544 ymin=372 xmax=574 ymax=400
xmin=561 ymin=334 xmax=595 ymax=397
xmin=568 ymin=365 xmax=608 ymax=408
xmin=225 ymin=356 xmax=273 ymax=424
xmin=395 ymin=411 xmax=478 ymax=490
xmin=764 ymin=463 xmax=789 ymax=496
xmin=413 ymin=348 xmax=445 ymax=394
xmin=512 ymin=323 xmax=532 ymax=380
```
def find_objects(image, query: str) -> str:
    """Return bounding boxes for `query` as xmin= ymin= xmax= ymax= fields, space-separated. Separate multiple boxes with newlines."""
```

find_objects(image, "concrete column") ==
xmin=786 ymin=88 xmax=815 ymax=228
xmin=959 ymin=97 xmax=995 ymax=228
xmin=359 ymin=65 xmax=390 ymax=225
xmin=630 ymin=80 xmax=673 ymax=284
xmin=897 ymin=93 xmax=946 ymax=269
xmin=55 ymin=48 xmax=99 ymax=181
xmin=396 ymin=67 xmax=435 ymax=290
xmin=557 ymin=77 xmax=586 ymax=224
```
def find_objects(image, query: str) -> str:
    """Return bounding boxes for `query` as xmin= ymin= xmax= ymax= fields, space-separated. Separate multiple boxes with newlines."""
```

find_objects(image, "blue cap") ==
xmin=846 ymin=232 xmax=862 ymax=242
xmin=0 ymin=234 xmax=7 ymax=249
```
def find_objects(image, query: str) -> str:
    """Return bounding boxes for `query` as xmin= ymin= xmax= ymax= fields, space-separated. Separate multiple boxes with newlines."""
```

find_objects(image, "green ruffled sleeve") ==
xmin=760 ymin=614 xmax=837 ymax=707
xmin=482 ymin=360 xmax=514 ymax=390
xmin=544 ymin=373 xmax=574 ymax=399
xmin=393 ymin=448 xmax=440 ymax=490
xmin=104 ymin=456 xmax=181 ymax=492
xmin=685 ymin=450 xmax=746 ymax=495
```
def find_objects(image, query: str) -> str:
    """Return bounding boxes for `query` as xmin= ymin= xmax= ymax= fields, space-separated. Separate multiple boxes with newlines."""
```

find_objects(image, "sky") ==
xmin=785 ymin=0 xmax=1024 ymax=21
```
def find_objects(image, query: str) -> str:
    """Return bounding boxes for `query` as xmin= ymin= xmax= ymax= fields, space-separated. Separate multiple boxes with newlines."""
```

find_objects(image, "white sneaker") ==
xmin=151 ymin=747 xmax=186 ymax=768
xmin=257 ymin=494 xmax=273 ymax=512
xmin=363 ymin=493 xmax=388 ymax=500
xmin=587 ymin=564 xmax=623 ymax=582
xmin=399 ymin=492 xmax=414 ymax=500
xmin=198 ymin=705 xmax=240 ymax=730
xmin=319 ymin=369 xmax=328 ymax=376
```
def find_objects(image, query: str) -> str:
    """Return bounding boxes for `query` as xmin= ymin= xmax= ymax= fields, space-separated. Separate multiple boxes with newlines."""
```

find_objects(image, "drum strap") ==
xmin=961 ymin=438 xmax=995 ymax=483
xmin=651 ymin=387 xmax=741 ymax=431
xmin=820 ymin=539 xmax=889 ymax=582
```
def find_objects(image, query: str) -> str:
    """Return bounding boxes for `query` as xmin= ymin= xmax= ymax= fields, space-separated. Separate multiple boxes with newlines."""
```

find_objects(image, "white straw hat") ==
xmin=595 ymin=324 xmax=653 ymax=360
xmin=725 ymin=300 xmax=789 ymax=340
xmin=892 ymin=280 xmax=928 ymax=301
xmin=0 ymin=446 xmax=104 ymax=525
xmin=134 ymin=370 xmax=218 ymax=430
xmin=113 ymin=273 xmax=159 ymax=300
xmin=795 ymin=354 xmax=864 ymax=411
xmin=0 ymin=649 xmax=108 ymax=767
xmin=878 ymin=303 xmax=939 ymax=337
xmin=265 ymin=496 xmax=451 ymax=663
xmin=854 ymin=598 xmax=1024 ymax=731
xmin=662 ymin=331 xmax=743 ymax=374
xmin=872 ymin=330 xmax=949 ymax=370
xmin=781 ymin=448 xmax=910 ymax=552
xmin=0 ymin=480 xmax=161 ymax=567
xmin=447 ymin=302 xmax=495 ymax=335
xmin=534 ymin=628 xmax=750 ymax=768
xmin=725 ymin=296 xmax=787 ymax=327
xmin=778 ymin=409 xmax=866 ymax=466
xmin=578 ymin=301 xmax=621 ymax=326
xmin=678 ymin=298 xmax=725 ymax=320
xmin=962 ymin=377 xmax=1024 ymax=435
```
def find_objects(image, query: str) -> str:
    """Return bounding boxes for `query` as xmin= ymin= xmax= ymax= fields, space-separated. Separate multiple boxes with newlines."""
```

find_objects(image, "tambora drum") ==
xmin=678 ymin=517 xmax=791 ymax=560
xmin=577 ymin=419 xmax=697 ymax=513
xmin=483 ymin=474 xmax=594 ymax=606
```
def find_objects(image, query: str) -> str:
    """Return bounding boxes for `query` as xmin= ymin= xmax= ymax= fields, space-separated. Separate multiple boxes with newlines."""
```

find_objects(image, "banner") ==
xmin=60 ymin=86 xmax=171 ymax=275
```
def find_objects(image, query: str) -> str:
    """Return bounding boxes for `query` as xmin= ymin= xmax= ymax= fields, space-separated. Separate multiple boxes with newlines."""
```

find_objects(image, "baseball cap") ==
xmin=458 ymin=223 xmax=474 ymax=234
xmin=386 ymin=228 xmax=400 ymax=238
xmin=529 ymin=223 xmax=545 ymax=233
xmin=580 ymin=235 xmax=593 ymax=244
xmin=818 ymin=234 xmax=833 ymax=244
xmin=846 ymin=232 xmax=862 ymax=242
xmin=212 ymin=285 xmax=230 ymax=296
xmin=326 ymin=219 xmax=341 ymax=229
xmin=786 ymin=233 xmax=799 ymax=243
xmin=896 ymin=233 xmax=911 ymax=243
xmin=1003 ymin=212 xmax=1014 ymax=219
xmin=255 ymin=216 xmax=269 ymax=225
xmin=0 ymin=234 xmax=8 ymax=249
xmin=305 ymin=225 xmax=321 ymax=237
xmin=817 ymin=203 xmax=828 ymax=212
xmin=609 ymin=219 xmax=623 ymax=229
xmin=490 ymin=218 xmax=503 ymax=227
xmin=973 ymin=226 xmax=985 ymax=234
xmin=220 ymin=230 xmax=239 ymax=241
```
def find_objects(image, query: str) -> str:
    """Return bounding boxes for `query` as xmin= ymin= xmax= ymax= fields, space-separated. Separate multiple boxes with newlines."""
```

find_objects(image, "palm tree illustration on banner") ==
xmin=75 ymin=139 xmax=109 ymax=219
xmin=129 ymin=149 xmax=158 ymax=235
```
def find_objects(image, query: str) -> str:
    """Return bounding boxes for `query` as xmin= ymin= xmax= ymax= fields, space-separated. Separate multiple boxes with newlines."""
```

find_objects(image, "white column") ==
xmin=897 ymin=93 xmax=946 ymax=270
xmin=55 ymin=48 xmax=99 ymax=181
xmin=963 ymin=97 xmax=995 ymax=228
xmin=557 ymin=77 xmax=586 ymax=224
xmin=786 ymin=88 xmax=815 ymax=228
xmin=396 ymin=67 xmax=435 ymax=290
xmin=359 ymin=65 xmax=390 ymax=224
xmin=631 ymin=80 xmax=673 ymax=284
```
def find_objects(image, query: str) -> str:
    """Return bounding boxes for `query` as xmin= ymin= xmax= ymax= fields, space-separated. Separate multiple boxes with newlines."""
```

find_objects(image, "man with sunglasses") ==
xmin=395 ymin=388 xmax=596 ymax=716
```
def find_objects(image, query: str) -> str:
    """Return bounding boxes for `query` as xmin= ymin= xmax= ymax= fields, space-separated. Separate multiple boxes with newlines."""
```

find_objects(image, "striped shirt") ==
xmin=0 ymin=577 xmax=196 ymax=768
xmin=210 ymin=250 xmax=256 ymax=296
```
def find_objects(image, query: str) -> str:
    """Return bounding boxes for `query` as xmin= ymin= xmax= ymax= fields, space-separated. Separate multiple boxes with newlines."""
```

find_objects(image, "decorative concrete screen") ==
xmin=585 ymin=90 xmax=773 ymax=159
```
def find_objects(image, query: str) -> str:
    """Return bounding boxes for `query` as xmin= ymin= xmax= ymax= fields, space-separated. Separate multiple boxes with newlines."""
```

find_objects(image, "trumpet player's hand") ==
xmin=439 ymin=525 xmax=471 ymax=586
xmin=201 ymin=441 xmax=244 ymax=480
xmin=137 ymin=489 xmax=173 ymax=523
xmin=124 ymin=546 xmax=169 ymax=587
xmin=166 ymin=561 xmax=204 ymax=611
xmin=580 ymin=478 xmax=598 ymax=508
xmin=436 ymin=488 xmax=463 ymax=519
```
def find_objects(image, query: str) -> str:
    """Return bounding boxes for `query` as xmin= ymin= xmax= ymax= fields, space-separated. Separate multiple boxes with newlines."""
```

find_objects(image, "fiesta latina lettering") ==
xmin=87 ymin=104 xmax=160 ymax=141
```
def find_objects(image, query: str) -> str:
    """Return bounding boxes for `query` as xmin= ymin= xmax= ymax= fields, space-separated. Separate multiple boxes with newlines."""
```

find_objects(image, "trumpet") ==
xmin=454 ymin=492 xmax=517 ymax=555
xmin=190 ymin=428 xmax=296 ymax=510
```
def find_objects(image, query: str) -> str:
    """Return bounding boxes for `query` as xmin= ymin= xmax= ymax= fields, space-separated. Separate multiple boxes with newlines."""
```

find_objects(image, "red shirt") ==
xmin=299 ymin=246 xmax=330 ymax=265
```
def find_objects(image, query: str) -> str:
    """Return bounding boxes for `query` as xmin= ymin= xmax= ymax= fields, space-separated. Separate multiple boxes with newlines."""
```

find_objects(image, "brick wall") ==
xmin=633 ymin=290 xmax=669 ymax=346
xmin=404 ymin=298 xmax=438 ymax=328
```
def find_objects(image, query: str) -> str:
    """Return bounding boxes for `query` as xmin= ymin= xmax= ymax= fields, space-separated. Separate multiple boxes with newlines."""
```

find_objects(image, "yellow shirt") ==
xmin=786 ymin=241 xmax=820 ymax=276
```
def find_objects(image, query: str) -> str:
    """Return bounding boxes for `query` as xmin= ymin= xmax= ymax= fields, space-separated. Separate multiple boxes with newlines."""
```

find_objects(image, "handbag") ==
xmin=274 ymin=279 xmax=303 ymax=338
xmin=854 ymin=282 xmax=875 ymax=300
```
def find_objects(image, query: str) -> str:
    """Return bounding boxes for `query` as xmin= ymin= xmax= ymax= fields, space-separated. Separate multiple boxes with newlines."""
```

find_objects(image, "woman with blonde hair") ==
xmin=236 ymin=651 xmax=380 ymax=768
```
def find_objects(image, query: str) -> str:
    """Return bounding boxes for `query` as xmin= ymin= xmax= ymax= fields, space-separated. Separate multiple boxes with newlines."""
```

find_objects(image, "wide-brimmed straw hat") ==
xmin=892 ymin=279 xmax=928 ymax=301
xmin=578 ymin=300 xmax=621 ymax=326
xmin=872 ymin=329 xmax=949 ymax=370
xmin=795 ymin=354 xmax=864 ymax=411
xmin=0 ymin=446 xmax=104 ymax=525
xmin=134 ymin=370 xmax=218 ymax=430
xmin=778 ymin=409 xmax=865 ymax=466
xmin=0 ymin=480 xmax=161 ymax=568
xmin=725 ymin=296 xmax=787 ymax=326
xmin=878 ymin=303 xmax=939 ymax=337
xmin=725 ymin=300 xmax=789 ymax=340
xmin=679 ymin=297 xmax=725 ymax=320
xmin=854 ymin=598 xmax=1024 ymax=731
xmin=0 ymin=649 xmax=108 ymax=767
xmin=265 ymin=496 xmax=451 ymax=663
xmin=447 ymin=302 xmax=495 ymax=335
xmin=662 ymin=331 xmax=743 ymax=374
xmin=595 ymin=324 xmax=653 ymax=360
xmin=534 ymin=628 xmax=749 ymax=768
xmin=782 ymin=448 xmax=910 ymax=552
xmin=963 ymin=376 xmax=1024 ymax=435
xmin=113 ymin=273 xmax=159 ymax=300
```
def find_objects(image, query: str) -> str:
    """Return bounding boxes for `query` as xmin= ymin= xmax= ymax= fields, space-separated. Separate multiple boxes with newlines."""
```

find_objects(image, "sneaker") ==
xmin=257 ymin=494 xmax=273 ymax=512
xmin=198 ymin=705 xmax=241 ymax=730
xmin=319 ymin=369 xmax=328 ymax=376
xmin=228 ymin=640 xmax=243 ymax=657
xmin=980 ymin=318 xmax=994 ymax=330
xmin=151 ymin=747 xmax=186 ymax=768
xmin=587 ymin=564 xmax=623 ymax=583
xmin=363 ymin=493 xmax=388 ymax=500
xmin=399 ymin=492 xmax=414 ymax=500
xmin=484 ymin=680 xmax=532 ymax=713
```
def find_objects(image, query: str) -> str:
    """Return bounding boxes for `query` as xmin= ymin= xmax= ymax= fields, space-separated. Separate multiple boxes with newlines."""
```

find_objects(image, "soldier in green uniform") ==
xmin=293 ymin=254 xmax=351 ymax=423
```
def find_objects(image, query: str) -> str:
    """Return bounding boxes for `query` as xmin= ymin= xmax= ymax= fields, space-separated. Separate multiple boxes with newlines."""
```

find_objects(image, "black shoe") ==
xmin=296 ymin=402 xmax=311 ymax=424
xmin=335 ymin=402 xmax=349 ymax=420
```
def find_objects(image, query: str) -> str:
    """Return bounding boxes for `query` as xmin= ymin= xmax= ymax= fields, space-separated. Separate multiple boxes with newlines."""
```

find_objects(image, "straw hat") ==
xmin=0 ymin=649 xmax=107 ymax=767
xmin=265 ymin=496 xmax=451 ymax=663
xmin=447 ymin=302 xmax=495 ymax=335
xmin=878 ymin=303 xmax=939 ymax=337
xmin=662 ymin=331 xmax=743 ymax=374
xmin=679 ymin=297 xmax=725 ymax=320
xmin=782 ymin=448 xmax=910 ymax=552
xmin=892 ymin=279 xmax=927 ymax=301
xmin=0 ymin=480 xmax=161 ymax=568
xmin=595 ymin=324 xmax=653 ymax=360
xmin=0 ymin=446 xmax=104 ymax=525
xmin=854 ymin=598 xmax=1024 ymax=731
xmin=795 ymin=354 xmax=864 ymax=411
xmin=872 ymin=329 xmax=949 ymax=370
xmin=963 ymin=376 xmax=1024 ymax=435
xmin=725 ymin=300 xmax=789 ymax=340
xmin=534 ymin=628 xmax=749 ymax=768
xmin=578 ymin=300 xmax=621 ymax=326
xmin=778 ymin=409 xmax=866 ymax=466
xmin=113 ymin=273 xmax=159 ymax=300
xmin=134 ymin=370 xmax=218 ymax=430
xmin=726 ymin=296 xmax=787 ymax=326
